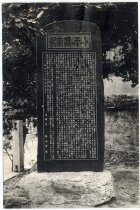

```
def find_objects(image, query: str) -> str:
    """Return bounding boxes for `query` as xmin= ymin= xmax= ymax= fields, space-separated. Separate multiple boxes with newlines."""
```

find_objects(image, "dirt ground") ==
xmin=3 ymin=163 xmax=139 ymax=208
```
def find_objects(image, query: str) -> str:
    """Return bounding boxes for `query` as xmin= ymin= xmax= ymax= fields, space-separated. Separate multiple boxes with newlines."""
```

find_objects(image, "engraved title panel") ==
xmin=47 ymin=33 xmax=91 ymax=49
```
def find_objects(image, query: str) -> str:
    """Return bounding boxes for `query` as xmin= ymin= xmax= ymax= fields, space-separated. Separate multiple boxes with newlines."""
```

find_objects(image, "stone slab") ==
xmin=18 ymin=170 xmax=115 ymax=207
xmin=37 ymin=20 xmax=104 ymax=172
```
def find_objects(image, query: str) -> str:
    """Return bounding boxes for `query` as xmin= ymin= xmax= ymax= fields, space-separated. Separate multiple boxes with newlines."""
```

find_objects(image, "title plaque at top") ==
xmin=47 ymin=33 xmax=91 ymax=49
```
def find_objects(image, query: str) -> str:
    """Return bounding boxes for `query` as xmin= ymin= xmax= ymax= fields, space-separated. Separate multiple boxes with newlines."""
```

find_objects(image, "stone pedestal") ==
xmin=18 ymin=170 xmax=115 ymax=207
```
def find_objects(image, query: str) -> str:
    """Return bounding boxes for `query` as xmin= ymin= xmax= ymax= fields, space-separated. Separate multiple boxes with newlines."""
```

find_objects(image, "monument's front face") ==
xmin=37 ymin=21 xmax=104 ymax=172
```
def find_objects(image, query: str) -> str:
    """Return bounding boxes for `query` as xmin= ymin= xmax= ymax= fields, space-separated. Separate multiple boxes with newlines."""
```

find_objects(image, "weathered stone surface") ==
xmin=4 ymin=186 xmax=30 ymax=208
xmin=18 ymin=170 xmax=115 ymax=207
xmin=4 ymin=197 xmax=29 ymax=208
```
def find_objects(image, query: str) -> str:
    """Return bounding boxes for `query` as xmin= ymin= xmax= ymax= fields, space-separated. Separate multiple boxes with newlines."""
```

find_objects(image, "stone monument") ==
xmin=18 ymin=20 xmax=115 ymax=207
xmin=36 ymin=20 xmax=104 ymax=172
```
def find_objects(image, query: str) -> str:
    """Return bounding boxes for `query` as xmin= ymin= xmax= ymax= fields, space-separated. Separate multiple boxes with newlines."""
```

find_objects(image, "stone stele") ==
xmin=18 ymin=170 xmax=115 ymax=207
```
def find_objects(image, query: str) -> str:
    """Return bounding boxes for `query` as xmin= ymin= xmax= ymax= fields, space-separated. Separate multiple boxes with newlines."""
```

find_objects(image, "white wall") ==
xmin=104 ymin=76 xmax=138 ymax=96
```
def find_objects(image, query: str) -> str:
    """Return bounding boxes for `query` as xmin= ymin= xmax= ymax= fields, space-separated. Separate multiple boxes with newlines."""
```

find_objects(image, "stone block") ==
xmin=18 ymin=170 xmax=115 ymax=207
xmin=4 ymin=197 xmax=29 ymax=208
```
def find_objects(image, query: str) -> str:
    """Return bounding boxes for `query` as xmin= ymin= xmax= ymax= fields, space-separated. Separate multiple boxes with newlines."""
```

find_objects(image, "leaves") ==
xmin=2 ymin=2 xmax=138 ymax=122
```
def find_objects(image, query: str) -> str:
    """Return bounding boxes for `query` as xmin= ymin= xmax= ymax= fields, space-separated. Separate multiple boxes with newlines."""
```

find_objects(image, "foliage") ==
xmin=2 ymin=3 xmax=138 ymax=134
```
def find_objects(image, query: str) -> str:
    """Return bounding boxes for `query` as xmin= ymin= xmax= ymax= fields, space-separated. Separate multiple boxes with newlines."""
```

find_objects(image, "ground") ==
xmin=3 ymin=127 xmax=139 ymax=208
xmin=3 ymin=164 xmax=139 ymax=208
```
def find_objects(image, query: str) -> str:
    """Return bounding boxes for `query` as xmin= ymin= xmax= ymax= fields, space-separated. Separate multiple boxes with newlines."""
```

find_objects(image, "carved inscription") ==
xmin=47 ymin=33 xmax=91 ymax=49
xmin=43 ymin=52 xmax=97 ymax=160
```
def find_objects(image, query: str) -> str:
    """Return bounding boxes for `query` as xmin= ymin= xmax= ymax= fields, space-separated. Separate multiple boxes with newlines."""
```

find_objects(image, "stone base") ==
xmin=18 ymin=170 xmax=115 ymax=207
